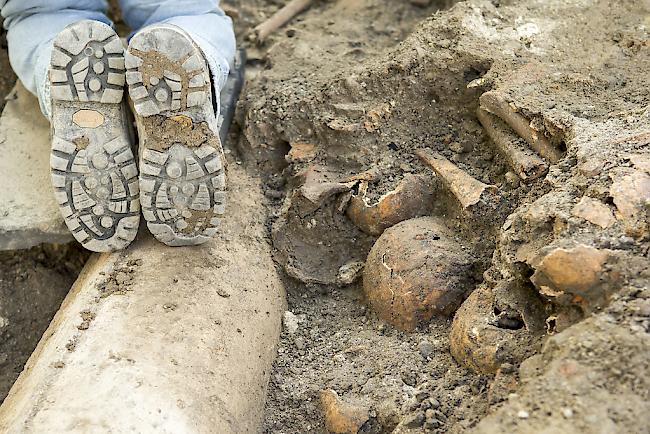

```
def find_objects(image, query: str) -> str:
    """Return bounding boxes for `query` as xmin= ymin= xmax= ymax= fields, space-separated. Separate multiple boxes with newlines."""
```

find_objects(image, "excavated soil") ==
xmin=235 ymin=0 xmax=650 ymax=432
xmin=0 ymin=245 xmax=88 ymax=402
xmin=0 ymin=0 xmax=648 ymax=432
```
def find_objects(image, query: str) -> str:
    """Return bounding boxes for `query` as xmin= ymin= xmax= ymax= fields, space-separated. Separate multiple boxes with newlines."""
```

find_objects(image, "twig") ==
xmin=477 ymin=108 xmax=547 ymax=181
xmin=252 ymin=0 xmax=314 ymax=43
xmin=479 ymin=91 xmax=563 ymax=163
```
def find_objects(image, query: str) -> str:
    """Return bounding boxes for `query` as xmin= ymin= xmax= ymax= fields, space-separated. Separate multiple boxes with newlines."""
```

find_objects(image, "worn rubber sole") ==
xmin=49 ymin=20 xmax=140 ymax=252
xmin=126 ymin=25 xmax=226 ymax=246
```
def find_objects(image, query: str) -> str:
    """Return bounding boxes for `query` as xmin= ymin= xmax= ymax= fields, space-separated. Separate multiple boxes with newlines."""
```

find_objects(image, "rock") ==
xmin=346 ymin=174 xmax=435 ymax=236
xmin=287 ymin=142 xmax=317 ymax=163
xmin=320 ymin=389 xmax=369 ymax=434
xmin=283 ymin=311 xmax=300 ymax=335
xmin=609 ymin=170 xmax=650 ymax=238
xmin=363 ymin=217 xmax=479 ymax=331
xmin=418 ymin=340 xmax=435 ymax=358
xmin=572 ymin=196 xmax=616 ymax=228
xmin=336 ymin=261 xmax=365 ymax=286
xmin=562 ymin=408 xmax=574 ymax=419
xmin=505 ymin=171 xmax=520 ymax=188
xmin=530 ymin=244 xmax=619 ymax=312
xmin=403 ymin=411 xmax=426 ymax=428
xmin=517 ymin=410 xmax=530 ymax=419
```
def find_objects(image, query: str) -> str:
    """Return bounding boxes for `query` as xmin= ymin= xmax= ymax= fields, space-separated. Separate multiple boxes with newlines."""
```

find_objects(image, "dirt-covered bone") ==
xmin=477 ymin=107 xmax=547 ymax=181
xmin=346 ymin=174 xmax=435 ymax=235
xmin=450 ymin=280 xmax=546 ymax=374
xmin=479 ymin=91 xmax=563 ymax=164
xmin=363 ymin=217 xmax=480 ymax=331
xmin=416 ymin=149 xmax=498 ymax=211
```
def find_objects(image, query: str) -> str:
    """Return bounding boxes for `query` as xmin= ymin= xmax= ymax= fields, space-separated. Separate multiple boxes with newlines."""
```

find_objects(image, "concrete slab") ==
xmin=0 ymin=162 xmax=286 ymax=433
xmin=0 ymin=83 xmax=72 ymax=249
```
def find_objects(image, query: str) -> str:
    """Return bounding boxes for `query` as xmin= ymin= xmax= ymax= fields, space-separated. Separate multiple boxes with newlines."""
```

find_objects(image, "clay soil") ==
xmin=0 ymin=0 xmax=649 ymax=433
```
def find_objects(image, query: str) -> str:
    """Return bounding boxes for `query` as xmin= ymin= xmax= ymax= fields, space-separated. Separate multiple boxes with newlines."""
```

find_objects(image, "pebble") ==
xmin=294 ymin=337 xmax=306 ymax=350
xmin=283 ymin=311 xmax=299 ymax=335
xmin=517 ymin=410 xmax=530 ymax=419
xmin=505 ymin=171 xmax=520 ymax=188
xmin=418 ymin=340 xmax=435 ymax=358
xmin=449 ymin=141 xmax=472 ymax=154
xmin=403 ymin=411 xmax=425 ymax=428
xmin=562 ymin=407 xmax=574 ymax=419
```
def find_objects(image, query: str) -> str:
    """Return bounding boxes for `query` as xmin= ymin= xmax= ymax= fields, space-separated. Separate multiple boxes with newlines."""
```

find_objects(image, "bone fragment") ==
xmin=416 ymin=149 xmax=497 ymax=210
xmin=479 ymin=91 xmax=563 ymax=163
xmin=477 ymin=107 xmax=548 ymax=181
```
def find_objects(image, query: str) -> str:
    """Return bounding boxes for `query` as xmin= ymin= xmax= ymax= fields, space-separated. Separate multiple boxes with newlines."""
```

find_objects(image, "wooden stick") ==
xmin=416 ymin=149 xmax=497 ymax=210
xmin=253 ymin=0 xmax=314 ymax=42
xmin=477 ymin=108 xmax=548 ymax=181
xmin=479 ymin=91 xmax=563 ymax=163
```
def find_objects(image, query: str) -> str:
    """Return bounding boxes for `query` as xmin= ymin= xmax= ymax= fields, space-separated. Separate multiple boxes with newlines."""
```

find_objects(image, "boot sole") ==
xmin=49 ymin=20 xmax=140 ymax=252
xmin=126 ymin=25 xmax=225 ymax=246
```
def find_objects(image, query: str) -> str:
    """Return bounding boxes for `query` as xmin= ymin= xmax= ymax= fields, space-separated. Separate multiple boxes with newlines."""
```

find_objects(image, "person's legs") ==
xmin=122 ymin=1 xmax=235 ymax=246
xmin=2 ymin=1 xmax=140 ymax=251
xmin=126 ymin=24 xmax=227 ymax=246
xmin=119 ymin=0 xmax=235 ymax=94
xmin=48 ymin=20 xmax=140 ymax=252
xmin=1 ymin=0 xmax=111 ymax=117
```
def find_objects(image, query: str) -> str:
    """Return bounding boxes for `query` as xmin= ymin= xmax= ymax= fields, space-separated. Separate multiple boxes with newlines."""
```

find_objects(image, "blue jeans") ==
xmin=0 ymin=0 xmax=236 ymax=117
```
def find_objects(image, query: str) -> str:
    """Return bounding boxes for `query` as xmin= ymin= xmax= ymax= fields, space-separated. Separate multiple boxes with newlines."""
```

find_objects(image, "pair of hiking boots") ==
xmin=49 ymin=20 xmax=226 ymax=252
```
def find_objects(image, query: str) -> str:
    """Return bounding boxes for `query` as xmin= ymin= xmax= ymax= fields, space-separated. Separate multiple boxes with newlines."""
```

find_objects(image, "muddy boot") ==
xmin=49 ymin=20 xmax=140 ymax=252
xmin=126 ymin=25 xmax=226 ymax=247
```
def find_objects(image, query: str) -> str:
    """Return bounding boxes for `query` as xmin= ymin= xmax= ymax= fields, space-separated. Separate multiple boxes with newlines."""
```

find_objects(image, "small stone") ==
xmin=449 ymin=141 xmax=472 ymax=154
xmin=572 ymin=196 xmax=615 ymax=228
xmin=403 ymin=411 xmax=426 ymax=428
xmin=517 ymin=410 xmax=529 ymax=419
xmin=287 ymin=143 xmax=317 ymax=162
xmin=283 ymin=311 xmax=299 ymax=334
xmin=562 ymin=407 xmax=574 ymax=419
xmin=295 ymin=337 xmax=306 ymax=350
xmin=505 ymin=171 xmax=520 ymax=188
xmin=336 ymin=261 xmax=365 ymax=286
xmin=428 ymin=397 xmax=440 ymax=409
xmin=320 ymin=389 xmax=369 ymax=434
xmin=418 ymin=340 xmax=435 ymax=358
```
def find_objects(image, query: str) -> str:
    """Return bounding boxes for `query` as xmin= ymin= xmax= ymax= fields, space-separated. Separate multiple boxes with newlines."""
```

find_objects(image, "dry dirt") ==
xmin=0 ymin=0 xmax=649 ymax=433
xmin=235 ymin=0 xmax=650 ymax=432
xmin=0 ymin=245 xmax=88 ymax=401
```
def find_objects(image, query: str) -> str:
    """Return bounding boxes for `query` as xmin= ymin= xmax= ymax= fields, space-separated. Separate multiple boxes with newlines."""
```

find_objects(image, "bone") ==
xmin=346 ymin=174 xmax=434 ymax=235
xmin=416 ymin=149 xmax=497 ymax=210
xmin=252 ymin=0 xmax=314 ymax=42
xmin=477 ymin=107 xmax=548 ymax=181
xmin=479 ymin=91 xmax=563 ymax=163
